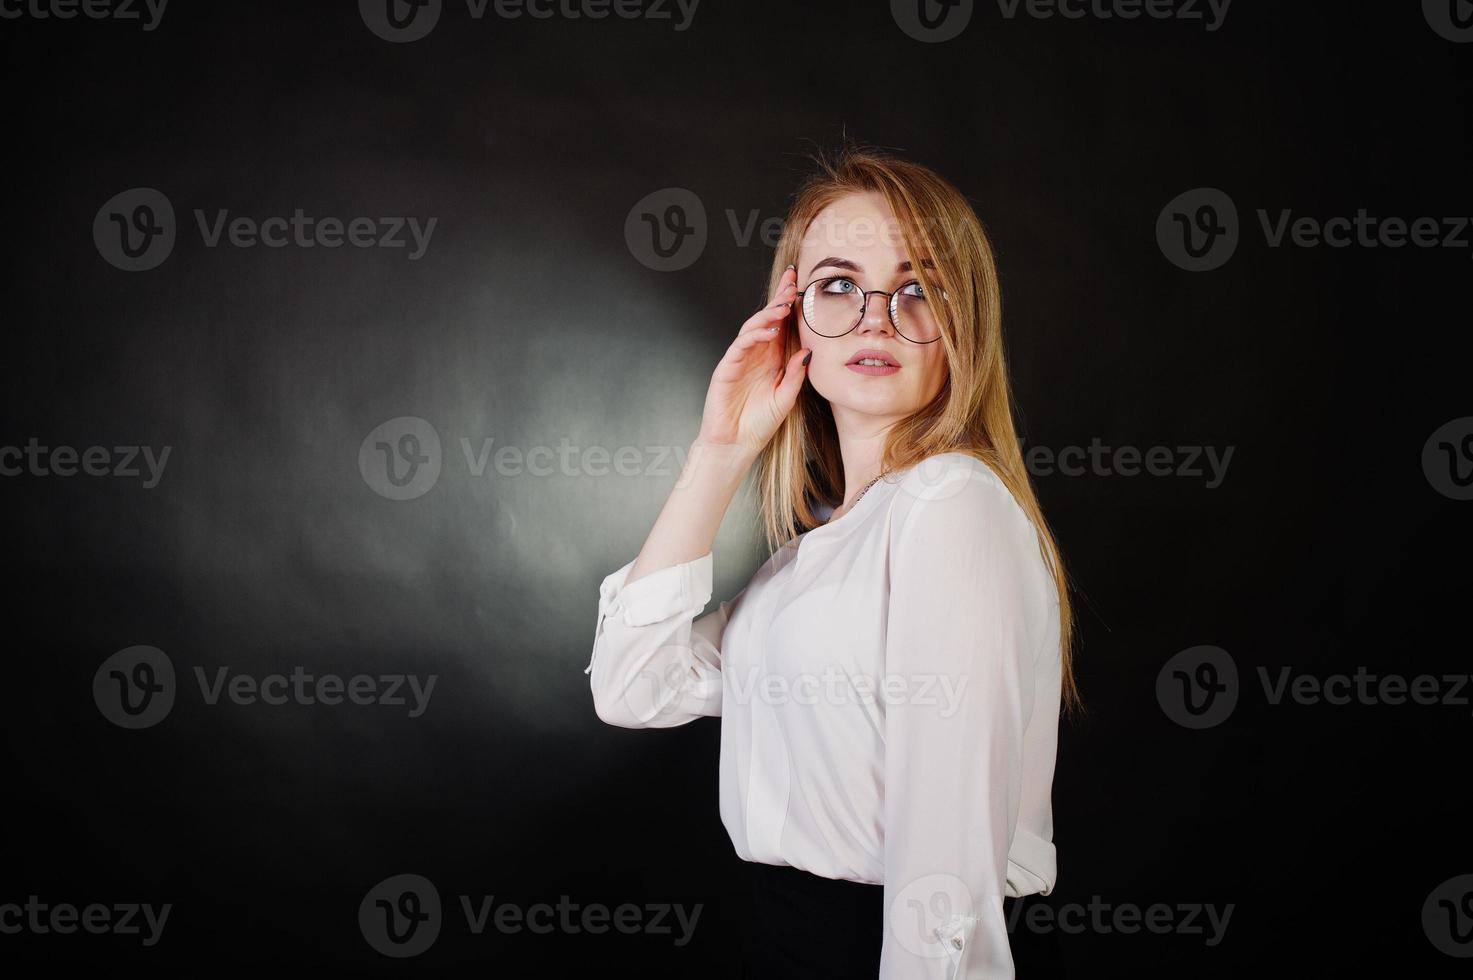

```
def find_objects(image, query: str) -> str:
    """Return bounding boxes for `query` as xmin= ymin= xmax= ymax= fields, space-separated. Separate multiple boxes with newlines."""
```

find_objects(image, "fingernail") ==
xmin=802 ymin=351 xmax=812 ymax=366
xmin=785 ymin=263 xmax=795 ymax=271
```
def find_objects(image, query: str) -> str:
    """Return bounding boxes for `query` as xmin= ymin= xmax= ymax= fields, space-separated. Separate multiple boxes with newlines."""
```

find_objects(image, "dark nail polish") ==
xmin=802 ymin=352 xmax=812 ymax=366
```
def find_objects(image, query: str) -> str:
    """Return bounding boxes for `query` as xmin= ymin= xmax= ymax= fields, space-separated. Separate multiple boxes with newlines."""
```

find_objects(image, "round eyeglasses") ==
xmin=794 ymin=276 xmax=945 ymax=344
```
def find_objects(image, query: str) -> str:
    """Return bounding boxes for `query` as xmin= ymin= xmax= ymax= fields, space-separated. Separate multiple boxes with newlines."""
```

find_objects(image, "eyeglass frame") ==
xmin=792 ymin=275 xmax=946 ymax=344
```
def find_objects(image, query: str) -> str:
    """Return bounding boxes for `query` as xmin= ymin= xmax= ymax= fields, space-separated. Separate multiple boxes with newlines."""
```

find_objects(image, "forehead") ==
xmin=798 ymin=191 xmax=908 ymax=263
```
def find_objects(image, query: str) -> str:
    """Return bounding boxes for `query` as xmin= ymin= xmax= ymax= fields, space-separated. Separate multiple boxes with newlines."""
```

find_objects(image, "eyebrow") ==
xmin=806 ymin=256 xmax=937 ymax=277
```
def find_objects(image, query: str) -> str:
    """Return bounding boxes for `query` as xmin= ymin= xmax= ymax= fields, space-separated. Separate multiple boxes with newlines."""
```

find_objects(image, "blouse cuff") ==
xmin=934 ymin=912 xmax=978 ymax=973
xmin=584 ymin=552 xmax=714 ymax=674
xmin=1004 ymin=827 xmax=1057 ymax=898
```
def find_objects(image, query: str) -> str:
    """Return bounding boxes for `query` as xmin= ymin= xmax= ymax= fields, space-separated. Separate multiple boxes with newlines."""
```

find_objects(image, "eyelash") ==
xmin=819 ymin=277 xmax=926 ymax=296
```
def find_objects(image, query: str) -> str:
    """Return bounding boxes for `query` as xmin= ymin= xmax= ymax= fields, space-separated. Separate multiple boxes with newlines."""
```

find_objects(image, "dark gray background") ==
xmin=2 ymin=0 xmax=1469 ymax=974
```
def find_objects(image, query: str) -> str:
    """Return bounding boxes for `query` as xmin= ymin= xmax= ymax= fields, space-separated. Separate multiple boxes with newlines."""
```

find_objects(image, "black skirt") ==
xmin=741 ymin=860 xmax=1065 ymax=979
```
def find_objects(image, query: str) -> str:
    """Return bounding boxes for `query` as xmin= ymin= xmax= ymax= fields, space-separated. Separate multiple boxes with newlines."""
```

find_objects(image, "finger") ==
xmin=767 ymin=263 xmax=798 ymax=305
xmin=729 ymin=322 xmax=786 ymax=354
xmin=756 ymin=280 xmax=798 ymax=319
xmin=723 ymin=327 xmax=787 ymax=372
xmin=771 ymin=346 xmax=812 ymax=412
xmin=755 ymin=266 xmax=798 ymax=318
xmin=737 ymin=298 xmax=793 ymax=337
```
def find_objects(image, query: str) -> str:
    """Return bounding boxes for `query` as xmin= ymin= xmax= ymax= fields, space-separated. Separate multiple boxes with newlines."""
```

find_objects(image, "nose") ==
xmin=856 ymin=291 xmax=895 ymax=337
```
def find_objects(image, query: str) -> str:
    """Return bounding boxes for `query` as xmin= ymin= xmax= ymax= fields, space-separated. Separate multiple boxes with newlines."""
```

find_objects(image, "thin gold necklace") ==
xmin=842 ymin=474 xmax=883 ymax=513
xmin=822 ymin=475 xmax=884 ymax=528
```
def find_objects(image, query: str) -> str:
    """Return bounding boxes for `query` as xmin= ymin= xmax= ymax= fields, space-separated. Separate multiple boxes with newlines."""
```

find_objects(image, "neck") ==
xmin=831 ymin=404 xmax=893 ymax=511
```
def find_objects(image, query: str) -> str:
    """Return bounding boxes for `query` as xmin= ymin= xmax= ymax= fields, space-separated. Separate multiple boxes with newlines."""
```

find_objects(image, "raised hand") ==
xmin=696 ymin=264 xmax=812 ymax=459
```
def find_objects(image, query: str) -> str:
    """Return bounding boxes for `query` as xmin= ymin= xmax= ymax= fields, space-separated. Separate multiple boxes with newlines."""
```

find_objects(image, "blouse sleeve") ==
xmin=878 ymin=463 xmax=1057 ymax=980
xmin=584 ymin=551 xmax=732 ymax=729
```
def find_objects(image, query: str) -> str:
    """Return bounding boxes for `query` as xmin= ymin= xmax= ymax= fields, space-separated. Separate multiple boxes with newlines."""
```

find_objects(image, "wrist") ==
xmin=681 ymin=439 xmax=756 ymax=487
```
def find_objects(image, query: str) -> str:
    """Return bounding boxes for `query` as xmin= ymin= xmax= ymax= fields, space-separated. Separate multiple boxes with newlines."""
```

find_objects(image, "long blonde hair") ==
xmin=755 ymin=145 xmax=1081 ymax=716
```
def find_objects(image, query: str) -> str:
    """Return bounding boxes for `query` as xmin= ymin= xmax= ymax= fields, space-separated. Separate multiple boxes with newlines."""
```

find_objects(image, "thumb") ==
xmin=772 ymin=347 xmax=811 ymax=414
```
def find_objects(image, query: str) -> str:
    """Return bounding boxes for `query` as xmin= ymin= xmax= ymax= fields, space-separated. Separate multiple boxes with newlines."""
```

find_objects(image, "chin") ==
xmin=827 ymin=385 xmax=919 ymax=418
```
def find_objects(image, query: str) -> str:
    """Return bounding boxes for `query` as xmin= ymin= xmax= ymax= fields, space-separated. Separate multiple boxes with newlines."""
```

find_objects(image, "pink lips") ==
xmin=846 ymin=348 xmax=901 ymax=376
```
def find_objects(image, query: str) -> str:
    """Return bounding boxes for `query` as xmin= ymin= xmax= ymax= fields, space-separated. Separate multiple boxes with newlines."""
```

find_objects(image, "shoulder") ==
xmin=885 ymin=452 xmax=1058 ymax=615
xmin=887 ymin=452 xmax=1042 ymax=561
xmin=892 ymin=452 xmax=1025 ymax=519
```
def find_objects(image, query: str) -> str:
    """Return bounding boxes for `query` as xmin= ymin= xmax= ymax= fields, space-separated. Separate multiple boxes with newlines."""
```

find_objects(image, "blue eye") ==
xmin=821 ymin=277 xmax=858 ymax=294
xmin=900 ymin=280 xmax=926 ymax=299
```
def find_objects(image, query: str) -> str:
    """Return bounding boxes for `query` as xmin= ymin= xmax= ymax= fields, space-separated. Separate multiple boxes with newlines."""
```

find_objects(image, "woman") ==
xmin=584 ymin=147 xmax=1080 ymax=979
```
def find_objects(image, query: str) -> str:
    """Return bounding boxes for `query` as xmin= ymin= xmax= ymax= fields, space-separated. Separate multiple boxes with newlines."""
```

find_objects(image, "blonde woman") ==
xmin=585 ymin=147 xmax=1079 ymax=979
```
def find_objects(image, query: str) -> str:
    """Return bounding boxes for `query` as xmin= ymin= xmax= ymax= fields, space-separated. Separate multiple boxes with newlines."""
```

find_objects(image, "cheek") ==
xmin=915 ymin=349 xmax=948 ymax=398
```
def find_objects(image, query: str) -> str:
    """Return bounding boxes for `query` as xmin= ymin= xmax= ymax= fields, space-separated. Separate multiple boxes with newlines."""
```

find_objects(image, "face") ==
xmin=793 ymin=191 xmax=949 ymax=428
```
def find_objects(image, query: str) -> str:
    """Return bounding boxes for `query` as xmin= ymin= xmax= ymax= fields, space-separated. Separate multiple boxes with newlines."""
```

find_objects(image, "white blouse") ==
xmin=584 ymin=451 xmax=1062 ymax=979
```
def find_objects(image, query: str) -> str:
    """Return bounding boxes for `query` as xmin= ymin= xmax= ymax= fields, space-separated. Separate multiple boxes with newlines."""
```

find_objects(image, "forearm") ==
xmin=627 ymin=439 xmax=754 ymax=584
